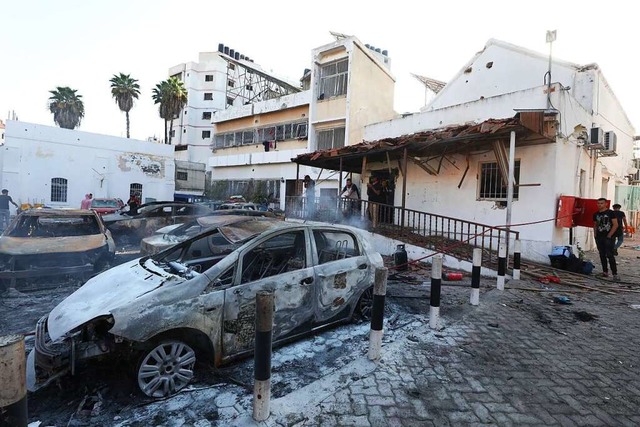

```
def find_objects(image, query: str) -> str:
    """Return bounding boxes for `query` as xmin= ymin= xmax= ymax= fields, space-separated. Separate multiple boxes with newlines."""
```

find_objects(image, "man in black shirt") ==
xmin=0 ymin=189 xmax=19 ymax=231
xmin=593 ymin=198 xmax=619 ymax=280
xmin=611 ymin=204 xmax=628 ymax=255
xmin=366 ymin=176 xmax=383 ymax=226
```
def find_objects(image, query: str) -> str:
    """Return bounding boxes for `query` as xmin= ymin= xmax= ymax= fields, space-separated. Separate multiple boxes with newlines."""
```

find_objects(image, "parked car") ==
xmin=28 ymin=223 xmax=381 ymax=398
xmin=0 ymin=209 xmax=115 ymax=291
xmin=102 ymin=202 xmax=213 ymax=245
xmin=90 ymin=198 xmax=125 ymax=216
xmin=217 ymin=202 xmax=261 ymax=211
xmin=140 ymin=215 xmax=281 ymax=255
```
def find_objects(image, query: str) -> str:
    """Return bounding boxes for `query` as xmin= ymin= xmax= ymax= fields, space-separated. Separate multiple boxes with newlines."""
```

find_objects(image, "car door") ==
xmin=221 ymin=228 xmax=315 ymax=359
xmin=311 ymin=228 xmax=371 ymax=324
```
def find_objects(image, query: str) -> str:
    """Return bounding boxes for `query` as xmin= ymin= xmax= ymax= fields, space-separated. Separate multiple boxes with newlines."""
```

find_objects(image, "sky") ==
xmin=1 ymin=0 xmax=639 ymax=140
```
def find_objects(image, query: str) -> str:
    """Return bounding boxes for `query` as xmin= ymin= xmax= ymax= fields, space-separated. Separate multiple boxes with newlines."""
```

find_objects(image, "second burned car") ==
xmin=28 ymin=223 xmax=381 ymax=398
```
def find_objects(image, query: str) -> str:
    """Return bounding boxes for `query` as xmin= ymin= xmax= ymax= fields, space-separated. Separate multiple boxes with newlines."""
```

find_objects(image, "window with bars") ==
xmin=204 ymin=93 xmax=213 ymax=100
xmin=319 ymin=59 xmax=348 ymax=98
xmin=176 ymin=171 xmax=188 ymax=181
xmin=214 ymin=121 xmax=308 ymax=149
xmin=202 ymin=130 xmax=211 ymax=139
xmin=478 ymin=160 xmax=521 ymax=200
xmin=205 ymin=75 xmax=213 ymax=82
xmin=130 ymin=183 xmax=143 ymax=200
xmin=317 ymin=127 xmax=346 ymax=151
xmin=50 ymin=177 xmax=68 ymax=202
xmin=202 ymin=111 xmax=212 ymax=120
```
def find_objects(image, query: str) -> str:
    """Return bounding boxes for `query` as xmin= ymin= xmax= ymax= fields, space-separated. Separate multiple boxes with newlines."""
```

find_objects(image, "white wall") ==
xmin=2 ymin=121 xmax=175 ymax=209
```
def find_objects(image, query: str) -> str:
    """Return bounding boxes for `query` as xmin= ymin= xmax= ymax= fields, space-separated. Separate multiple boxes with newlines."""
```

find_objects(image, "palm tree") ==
xmin=152 ymin=77 xmax=187 ymax=144
xmin=109 ymin=73 xmax=140 ymax=138
xmin=48 ymin=87 xmax=85 ymax=129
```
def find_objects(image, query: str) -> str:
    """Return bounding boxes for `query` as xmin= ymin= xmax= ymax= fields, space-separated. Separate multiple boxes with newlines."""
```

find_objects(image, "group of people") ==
xmin=593 ymin=198 xmax=628 ymax=280
xmin=303 ymin=174 xmax=394 ymax=225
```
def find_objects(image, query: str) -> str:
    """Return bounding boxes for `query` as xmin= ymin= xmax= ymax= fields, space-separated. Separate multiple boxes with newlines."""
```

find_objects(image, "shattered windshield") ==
xmin=91 ymin=199 xmax=119 ymax=208
xmin=7 ymin=215 xmax=101 ymax=238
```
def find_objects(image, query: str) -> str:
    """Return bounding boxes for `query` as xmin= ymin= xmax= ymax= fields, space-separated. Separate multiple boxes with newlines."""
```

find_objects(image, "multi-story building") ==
xmin=208 ymin=35 xmax=397 ymax=208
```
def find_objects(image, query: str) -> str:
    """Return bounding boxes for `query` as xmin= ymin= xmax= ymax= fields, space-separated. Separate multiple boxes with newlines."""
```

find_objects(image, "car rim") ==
xmin=137 ymin=341 xmax=196 ymax=398
xmin=358 ymin=287 xmax=374 ymax=320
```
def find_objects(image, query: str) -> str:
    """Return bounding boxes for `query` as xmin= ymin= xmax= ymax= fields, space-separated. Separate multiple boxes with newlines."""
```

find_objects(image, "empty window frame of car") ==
xmin=240 ymin=230 xmax=306 ymax=284
xmin=313 ymin=230 xmax=360 ymax=264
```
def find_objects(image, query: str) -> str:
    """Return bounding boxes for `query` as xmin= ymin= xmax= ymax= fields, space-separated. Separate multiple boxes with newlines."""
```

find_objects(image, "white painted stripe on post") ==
xmin=253 ymin=379 xmax=271 ymax=422
xmin=513 ymin=239 xmax=521 ymax=280
xmin=497 ymin=276 xmax=505 ymax=291
xmin=497 ymin=243 xmax=506 ymax=291
xmin=472 ymin=248 xmax=482 ymax=267
xmin=470 ymin=288 xmax=480 ymax=306
xmin=429 ymin=306 xmax=440 ymax=330
xmin=368 ymin=330 xmax=383 ymax=360
xmin=431 ymin=256 xmax=442 ymax=280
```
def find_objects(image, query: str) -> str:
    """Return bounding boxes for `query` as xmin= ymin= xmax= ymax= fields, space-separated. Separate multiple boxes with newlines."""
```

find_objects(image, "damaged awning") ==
xmin=292 ymin=111 xmax=558 ymax=173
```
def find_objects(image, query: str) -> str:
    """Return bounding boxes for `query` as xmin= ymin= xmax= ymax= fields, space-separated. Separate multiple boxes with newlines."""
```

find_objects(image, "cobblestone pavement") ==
xmin=274 ymin=243 xmax=640 ymax=427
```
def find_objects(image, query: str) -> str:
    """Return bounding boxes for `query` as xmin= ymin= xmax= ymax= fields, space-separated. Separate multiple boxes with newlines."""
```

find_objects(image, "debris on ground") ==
xmin=573 ymin=311 xmax=598 ymax=322
xmin=553 ymin=296 xmax=572 ymax=305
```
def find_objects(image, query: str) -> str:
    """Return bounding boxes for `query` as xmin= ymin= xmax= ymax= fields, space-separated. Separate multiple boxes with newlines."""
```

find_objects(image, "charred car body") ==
xmin=0 ymin=209 xmax=115 ymax=291
xmin=102 ymin=202 xmax=212 ymax=245
xmin=28 ymin=223 xmax=381 ymax=398
xmin=140 ymin=215 xmax=282 ymax=256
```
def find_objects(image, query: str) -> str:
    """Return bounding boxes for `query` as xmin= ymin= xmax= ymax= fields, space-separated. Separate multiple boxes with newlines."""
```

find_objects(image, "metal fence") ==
xmin=284 ymin=196 xmax=519 ymax=264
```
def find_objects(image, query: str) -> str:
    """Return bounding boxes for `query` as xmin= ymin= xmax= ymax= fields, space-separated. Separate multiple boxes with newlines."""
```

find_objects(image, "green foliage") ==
xmin=152 ymin=77 xmax=188 ymax=144
xmin=110 ymin=73 xmax=140 ymax=138
xmin=48 ymin=87 xmax=85 ymax=129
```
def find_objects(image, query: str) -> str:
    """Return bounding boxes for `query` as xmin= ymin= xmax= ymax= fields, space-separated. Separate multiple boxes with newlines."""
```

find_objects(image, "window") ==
xmin=227 ymin=79 xmax=235 ymax=87
xmin=226 ymin=96 xmax=234 ymax=107
xmin=319 ymin=59 xmax=349 ymax=98
xmin=242 ymin=131 xmax=254 ymax=145
xmin=183 ymin=128 xmax=187 ymax=133
xmin=317 ymin=127 xmax=346 ymax=151
xmin=177 ymin=171 xmax=188 ymax=181
xmin=241 ymin=231 xmax=306 ymax=283
xmin=170 ymin=130 xmax=176 ymax=137
xmin=202 ymin=111 xmax=212 ymax=120
xmin=202 ymin=130 xmax=211 ymax=139
xmin=478 ymin=160 xmax=520 ymax=200
xmin=205 ymin=74 xmax=213 ymax=82
xmin=294 ymin=123 xmax=308 ymax=139
xmin=130 ymin=183 xmax=143 ymax=200
xmin=204 ymin=93 xmax=213 ymax=101
xmin=228 ymin=63 xmax=235 ymax=71
xmin=313 ymin=230 xmax=360 ymax=264
xmin=50 ymin=178 xmax=68 ymax=203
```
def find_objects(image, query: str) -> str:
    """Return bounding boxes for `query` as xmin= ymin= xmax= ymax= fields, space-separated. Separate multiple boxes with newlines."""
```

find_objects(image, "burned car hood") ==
xmin=0 ymin=235 xmax=107 ymax=255
xmin=47 ymin=258 xmax=179 ymax=341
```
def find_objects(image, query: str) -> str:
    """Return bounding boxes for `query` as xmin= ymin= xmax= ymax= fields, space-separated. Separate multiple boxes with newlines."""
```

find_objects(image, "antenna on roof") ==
xmin=545 ymin=30 xmax=557 ymax=110
xmin=411 ymin=73 xmax=446 ymax=107
xmin=329 ymin=31 xmax=351 ymax=41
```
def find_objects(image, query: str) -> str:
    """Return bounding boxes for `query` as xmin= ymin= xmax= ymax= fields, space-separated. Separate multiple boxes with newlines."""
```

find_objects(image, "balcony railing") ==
xmin=285 ymin=196 xmax=519 ymax=265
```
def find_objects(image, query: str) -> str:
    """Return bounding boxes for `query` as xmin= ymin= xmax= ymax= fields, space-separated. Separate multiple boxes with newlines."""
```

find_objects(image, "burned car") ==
xmin=102 ymin=202 xmax=213 ymax=245
xmin=0 ymin=209 xmax=115 ymax=291
xmin=28 ymin=223 xmax=381 ymax=398
xmin=140 ymin=215 xmax=281 ymax=255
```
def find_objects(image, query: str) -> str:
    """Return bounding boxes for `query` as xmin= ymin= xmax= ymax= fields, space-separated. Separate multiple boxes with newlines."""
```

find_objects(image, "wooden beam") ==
xmin=361 ymin=156 xmax=367 ymax=182
xmin=409 ymin=157 xmax=438 ymax=175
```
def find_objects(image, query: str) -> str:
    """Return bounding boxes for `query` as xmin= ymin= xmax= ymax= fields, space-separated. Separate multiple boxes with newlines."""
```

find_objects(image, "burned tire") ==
xmin=136 ymin=340 xmax=196 ymax=398
xmin=355 ymin=286 xmax=374 ymax=321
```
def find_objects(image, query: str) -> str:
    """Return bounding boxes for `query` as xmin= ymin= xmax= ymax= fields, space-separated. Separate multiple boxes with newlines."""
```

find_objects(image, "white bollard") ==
xmin=429 ymin=256 xmax=442 ymax=330
xmin=497 ymin=243 xmax=506 ymax=291
xmin=470 ymin=248 xmax=482 ymax=306
xmin=513 ymin=239 xmax=521 ymax=280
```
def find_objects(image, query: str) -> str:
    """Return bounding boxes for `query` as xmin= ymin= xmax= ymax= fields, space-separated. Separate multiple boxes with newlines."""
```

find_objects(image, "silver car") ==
xmin=28 ymin=223 xmax=382 ymax=398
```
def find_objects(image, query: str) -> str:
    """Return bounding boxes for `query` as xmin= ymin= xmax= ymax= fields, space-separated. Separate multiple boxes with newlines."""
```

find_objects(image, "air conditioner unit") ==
xmin=603 ymin=131 xmax=617 ymax=153
xmin=589 ymin=127 xmax=604 ymax=148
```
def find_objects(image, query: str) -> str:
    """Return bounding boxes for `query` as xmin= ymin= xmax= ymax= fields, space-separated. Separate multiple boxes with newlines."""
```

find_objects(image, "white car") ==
xmin=28 ymin=223 xmax=382 ymax=398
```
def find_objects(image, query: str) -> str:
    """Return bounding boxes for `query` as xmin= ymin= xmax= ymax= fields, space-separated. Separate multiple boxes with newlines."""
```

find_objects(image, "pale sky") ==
xmin=1 ymin=0 xmax=638 ymax=140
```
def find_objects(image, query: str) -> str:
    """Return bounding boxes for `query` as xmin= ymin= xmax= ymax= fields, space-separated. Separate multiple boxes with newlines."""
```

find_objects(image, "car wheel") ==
xmin=355 ymin=286 xmax=374 ymax=321
xmin=136 ymin=340 xmax=196 ymax=398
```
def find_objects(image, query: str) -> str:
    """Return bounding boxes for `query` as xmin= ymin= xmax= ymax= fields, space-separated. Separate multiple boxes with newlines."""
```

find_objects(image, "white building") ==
xmin=1 ymin=121 xmax=175 ymax=212
xmin=296 ymin=39 xmax=636 ymax=262
xmin=167 ymin=45 xmax=301 ymax=164
xmin=208 ymin=35 xmax=397 ymax=208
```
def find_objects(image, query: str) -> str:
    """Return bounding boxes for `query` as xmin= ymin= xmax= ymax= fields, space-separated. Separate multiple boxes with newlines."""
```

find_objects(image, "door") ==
xmin=222 ymin=229 xmax=315 ymax=358
xmin=311 ymin=229 xmax=370 ymax=323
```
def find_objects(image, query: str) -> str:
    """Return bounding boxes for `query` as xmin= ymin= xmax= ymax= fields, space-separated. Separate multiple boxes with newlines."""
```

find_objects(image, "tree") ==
xmin=48 ymin=87 xmax=85 ymax=129
xmin=109 ymin=73 xmax=140 ymax=138
xmin=152 ymin=77 xmax=188 ymax=144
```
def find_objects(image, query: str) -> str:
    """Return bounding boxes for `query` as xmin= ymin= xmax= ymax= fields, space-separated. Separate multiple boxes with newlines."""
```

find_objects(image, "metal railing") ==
xmin=285 ymin=196 xmax=519 ymax=264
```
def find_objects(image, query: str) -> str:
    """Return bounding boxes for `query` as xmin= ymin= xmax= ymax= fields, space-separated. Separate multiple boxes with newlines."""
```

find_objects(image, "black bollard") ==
xmin=253 ymin=291 xmax=274 ymax=422
xmin=430 ymin=256 xmax=442 ymax=329
xmin=470 ymin=248 xmax=481 ymax=306
xmin=513 ymin=240 xmax=521 ymax=280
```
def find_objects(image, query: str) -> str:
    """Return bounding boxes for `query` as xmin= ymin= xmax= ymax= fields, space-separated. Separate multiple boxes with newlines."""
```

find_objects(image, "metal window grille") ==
xmin=319 ymin=59 xmax=349 ymax=98
xmin=202 ymin=112 xmax=212 ymax=120
xmin=205 ymin=75 xmax=213 ymax=82
xmin=317 ymin=127 xmax=346 ymax=151
xmin=130 ymin=183 xmax=143 ymax=200
xmin=295 ymin=122 xmax=308 ymax=138
xmin=215 ymin=134 xmax=225 ymax=149
xmin=242 ymin=131 xmax=254 ymax=145
xmin=50 ymin=177 xmax=67 ymax=202
xmin=479 ymin=160 xmax=520 ymax=200
xmin=202 ymin=130 xmax=211 ymax=139
xmin=177 ymin=171 xmax=188 ymax=181
xmin=204 ymin=93 xmax=213 ymax=100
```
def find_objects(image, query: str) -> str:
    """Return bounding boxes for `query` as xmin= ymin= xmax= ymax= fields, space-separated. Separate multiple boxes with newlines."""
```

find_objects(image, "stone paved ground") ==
xmin=278 ymin=242 xmax=640 ymax=427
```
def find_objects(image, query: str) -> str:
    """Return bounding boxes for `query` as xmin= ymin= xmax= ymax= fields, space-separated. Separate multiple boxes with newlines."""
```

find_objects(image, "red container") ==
xmin=443 ymin=272 xmax=463 ymax=281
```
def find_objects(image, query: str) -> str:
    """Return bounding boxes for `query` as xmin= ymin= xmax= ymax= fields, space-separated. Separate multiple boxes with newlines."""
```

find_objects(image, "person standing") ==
xmin=80 ymin=193 xmax=93 ymax=209
xmin=366 ymin=176 xmax=383 ymax=227
xmin=303 ymin=175 xmax=315 ymax=219
xmin=341 ymin=178 xmax=360 ymax=217
xmin=127 ymin=193 xmax=140 ymax=216
xmin=0 ymin=189 xmax=19 ymax=231
xmin=611 ymin=204 xmax=628 ymax=255
xmin=593 ymin=198 xmax=619 ymax=281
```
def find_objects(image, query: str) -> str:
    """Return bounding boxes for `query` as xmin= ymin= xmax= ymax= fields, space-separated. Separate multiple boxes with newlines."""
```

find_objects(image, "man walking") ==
xmin=80 ymin=193 xmax=93 ymax=209
xmin=0 ymin=189 xmax=19 ymax=231
xmin=303 ymin=175 xmax=315 ymax=219
xmin=593 ymin=198 xmax=619 ymax=281
xmin=611 ymin=204 xmax=628 ymax=255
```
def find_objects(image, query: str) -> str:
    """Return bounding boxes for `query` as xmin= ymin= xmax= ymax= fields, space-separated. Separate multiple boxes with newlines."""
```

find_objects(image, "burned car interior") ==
xmin=314 ymin=230 xmax=360 ymax=264
xmin=8 ymin=215 xmax=102 ymax=238
xmin=240 ymin=230 xmax=307 ymax=283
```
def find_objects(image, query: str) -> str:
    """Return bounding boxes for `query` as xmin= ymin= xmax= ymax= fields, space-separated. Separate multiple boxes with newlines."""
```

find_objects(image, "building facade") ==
xmin=1 ymin=121 xmax=175 ymax=212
